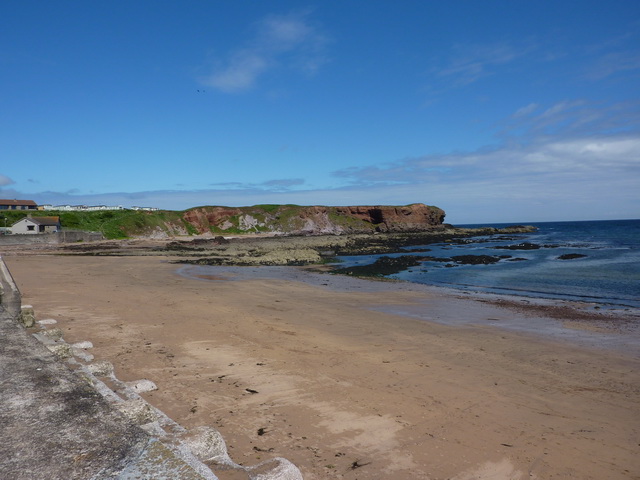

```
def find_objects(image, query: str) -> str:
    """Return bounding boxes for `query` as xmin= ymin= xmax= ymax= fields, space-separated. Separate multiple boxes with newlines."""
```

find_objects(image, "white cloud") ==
xmin=587 ymin=51 xmax=640 ymax=80
xmin=513 ymin=103 xmax=539 ymax=118
xmin=334 ymin=135 xmax=640 ymax=185
xmin=203 ymin=11 xmax=328 ymax=93
xmin=206 ymin=52 xmax=269 ymax=93
xmin=501 ymin=99 xmax=640 ymax=139
xmin=0 ymin=174 xmax=15 ymax=187
xmin=434 ymin=42 xmax=532 ymax=87
xmin=261 ymin=178 xmax=305 ymax=188
xmin=538 ymin=100 xmax=585 ymax=119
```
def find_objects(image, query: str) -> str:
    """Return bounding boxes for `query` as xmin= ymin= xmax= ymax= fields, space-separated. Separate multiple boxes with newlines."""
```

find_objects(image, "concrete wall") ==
xmin=0 ymin=256 xmax=21 ymax=317
xmin=0 ymin=231 xmax=104 ymax=246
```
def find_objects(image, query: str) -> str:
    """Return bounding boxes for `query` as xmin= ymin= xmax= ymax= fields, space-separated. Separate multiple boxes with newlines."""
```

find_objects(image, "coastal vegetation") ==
xmin=2 ymin=209 xmax=187 ymax=239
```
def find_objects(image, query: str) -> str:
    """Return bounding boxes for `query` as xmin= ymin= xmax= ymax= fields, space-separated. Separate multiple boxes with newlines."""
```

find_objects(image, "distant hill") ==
xmin=2 ymin=203 xmax=446 ymax=239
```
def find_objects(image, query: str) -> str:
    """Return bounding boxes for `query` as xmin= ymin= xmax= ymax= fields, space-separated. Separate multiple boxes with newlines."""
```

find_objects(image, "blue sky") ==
xmin=1 ymin=1 xmax=639 ymax=223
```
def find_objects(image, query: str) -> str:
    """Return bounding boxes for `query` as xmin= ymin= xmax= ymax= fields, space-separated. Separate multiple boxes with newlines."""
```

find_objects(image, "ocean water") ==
xmin=336 ymin=219 xmax=640 ymax=309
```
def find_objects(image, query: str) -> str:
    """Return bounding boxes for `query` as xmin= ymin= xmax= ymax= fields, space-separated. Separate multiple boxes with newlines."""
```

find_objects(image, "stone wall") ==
xmin=0 ymin=230 xmax=104 ymax=246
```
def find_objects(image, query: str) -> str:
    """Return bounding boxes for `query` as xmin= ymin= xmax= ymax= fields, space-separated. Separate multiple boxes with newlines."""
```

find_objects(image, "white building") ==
xmin=11 ymin=216 xmax=61 ymax=234
xmin=40 ymin=204 xmax=126 ymax=211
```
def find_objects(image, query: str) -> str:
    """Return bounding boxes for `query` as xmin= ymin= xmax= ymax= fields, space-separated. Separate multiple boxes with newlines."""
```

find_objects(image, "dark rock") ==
xmin=557 ymin=253 xmax=587 ymax=260
xmin=492 ymin=242 xmax=541 ymax=250
xmin=450 ymin=255 xmax=502 ymax=265
xmin=331 ymin=255 xmax=423 ymax=277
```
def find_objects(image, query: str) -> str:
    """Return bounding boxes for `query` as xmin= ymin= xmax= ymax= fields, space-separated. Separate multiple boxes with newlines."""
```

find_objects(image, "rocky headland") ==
xmin=180 ymin=203 xmax=446 ymax=235
xmin=3 ymin=202 xmax=537 ymax=270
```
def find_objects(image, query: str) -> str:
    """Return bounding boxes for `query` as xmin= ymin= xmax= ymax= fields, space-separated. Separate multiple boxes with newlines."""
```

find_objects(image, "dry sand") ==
xmin=4 ymin=253 xmax=640 ymax=479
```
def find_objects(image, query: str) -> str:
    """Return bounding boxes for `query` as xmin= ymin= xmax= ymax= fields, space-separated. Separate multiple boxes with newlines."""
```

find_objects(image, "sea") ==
xmin=336 ymin=219 xmax=640 ymax=310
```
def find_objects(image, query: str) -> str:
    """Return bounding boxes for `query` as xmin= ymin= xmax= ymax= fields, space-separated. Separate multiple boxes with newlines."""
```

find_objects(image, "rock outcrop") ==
xmin=181 ymin=203 xmax=445 ymax=236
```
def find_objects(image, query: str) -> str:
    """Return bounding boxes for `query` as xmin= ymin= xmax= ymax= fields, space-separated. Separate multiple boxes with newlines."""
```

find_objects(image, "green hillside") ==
xmin=2 ymin=209 xmax=188 ymax=239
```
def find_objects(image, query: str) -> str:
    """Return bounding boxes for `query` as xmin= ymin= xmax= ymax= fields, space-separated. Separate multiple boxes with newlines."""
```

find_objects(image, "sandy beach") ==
xmin=4 ymin=252 xmax=640 ymax=479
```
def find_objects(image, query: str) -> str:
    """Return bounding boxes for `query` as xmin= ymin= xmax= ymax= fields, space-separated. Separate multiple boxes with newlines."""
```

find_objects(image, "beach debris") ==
xmin=350 ymin=459 xmax=371 ymax=469
xmin=254 ymin=446 xmax=275 ymax=452
xmin=246 ymin=388 xmax=259 ymax=394
xmin=257 ymin=427 xmax=266 ymax=436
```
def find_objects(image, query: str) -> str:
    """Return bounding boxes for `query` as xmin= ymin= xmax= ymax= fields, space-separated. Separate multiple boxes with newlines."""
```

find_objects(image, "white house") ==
xmin=11 ymin=216 xmax=61 ymax=234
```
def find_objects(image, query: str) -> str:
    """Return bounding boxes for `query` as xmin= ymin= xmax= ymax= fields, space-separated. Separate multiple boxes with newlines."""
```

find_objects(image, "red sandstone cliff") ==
xmin=180 ymin=203 xmax=445 ymax=235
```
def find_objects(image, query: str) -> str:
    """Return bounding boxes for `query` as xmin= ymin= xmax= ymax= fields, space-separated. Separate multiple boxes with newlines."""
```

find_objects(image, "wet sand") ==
xmin=4 ymin=253 xmax=640 ymax=479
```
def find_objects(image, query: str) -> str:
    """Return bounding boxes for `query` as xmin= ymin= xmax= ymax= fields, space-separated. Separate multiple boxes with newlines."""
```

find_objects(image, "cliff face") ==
xmin=332 ymin=205 xmax=446 ymax=233
xmin=181 ymin=203 xmax=445 ymax=236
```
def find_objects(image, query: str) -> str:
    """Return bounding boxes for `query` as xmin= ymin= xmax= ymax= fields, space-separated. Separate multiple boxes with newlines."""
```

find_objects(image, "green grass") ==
xmin=2 ymin=209 xmax=184 ymax=239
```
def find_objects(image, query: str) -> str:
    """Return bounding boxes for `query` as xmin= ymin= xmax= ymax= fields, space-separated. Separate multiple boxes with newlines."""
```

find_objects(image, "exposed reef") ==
xmin=170 ymin=226 xmax=537 ymax=267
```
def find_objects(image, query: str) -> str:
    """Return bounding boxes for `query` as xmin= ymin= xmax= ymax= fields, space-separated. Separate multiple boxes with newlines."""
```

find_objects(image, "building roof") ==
xmin=0 ymin=199 xmax=37 ymax=207
xmin=14 ymin=216 xmax=60 ymax=226
xmin=32 ymin=216 xmax=60 ymax=226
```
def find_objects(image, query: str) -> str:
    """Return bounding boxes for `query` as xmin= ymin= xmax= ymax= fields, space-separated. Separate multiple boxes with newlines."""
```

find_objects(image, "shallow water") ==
xmin=337 ymin=219 xmax=640 ymax=309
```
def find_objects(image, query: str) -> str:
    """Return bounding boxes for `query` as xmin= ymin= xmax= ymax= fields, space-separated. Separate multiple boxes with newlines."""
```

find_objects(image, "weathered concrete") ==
xmin=0 ymin=298 xmax=216 ymax=479
xmin=0 ymin=255 xmax=21 ymax=316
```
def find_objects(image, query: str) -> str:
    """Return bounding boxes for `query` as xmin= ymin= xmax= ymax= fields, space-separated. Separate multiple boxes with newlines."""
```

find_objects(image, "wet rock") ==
xmin=557 ymin=253 xmax=587 ymax=260
xmin=492 ymin=242 xmax=541 ymax=250
xmin=451 ymin=255 xmax=502 ymax=265
xmin=332 ymin=255 xmax=423 ymax=277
